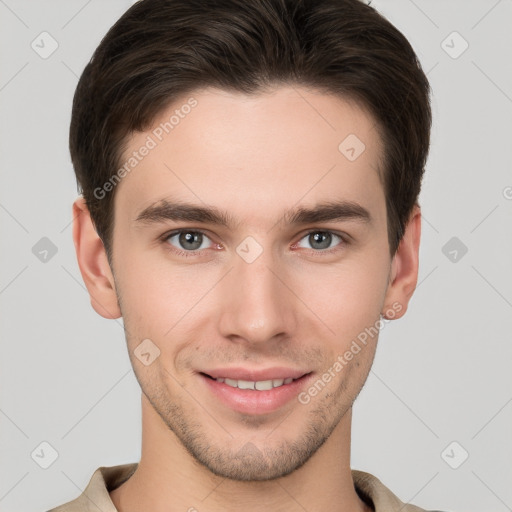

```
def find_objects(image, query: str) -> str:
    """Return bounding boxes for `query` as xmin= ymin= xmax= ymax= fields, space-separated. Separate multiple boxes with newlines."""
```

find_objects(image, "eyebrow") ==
xmin=134 ymin=198 xmax=372 ymax=228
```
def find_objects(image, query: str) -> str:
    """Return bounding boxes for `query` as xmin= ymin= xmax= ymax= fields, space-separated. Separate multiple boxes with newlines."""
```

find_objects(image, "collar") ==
xmin=48 ymin=463 xmax=429 ymax=512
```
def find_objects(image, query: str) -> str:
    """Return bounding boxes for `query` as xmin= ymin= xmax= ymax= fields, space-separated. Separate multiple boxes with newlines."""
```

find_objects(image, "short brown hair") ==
xmin=70 ymin=0 xmax=431 ymax=264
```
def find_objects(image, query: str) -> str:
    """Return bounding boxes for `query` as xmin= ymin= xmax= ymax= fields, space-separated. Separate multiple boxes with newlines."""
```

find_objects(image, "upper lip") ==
xmin=200 ymin=367 xmax=310 ymax=381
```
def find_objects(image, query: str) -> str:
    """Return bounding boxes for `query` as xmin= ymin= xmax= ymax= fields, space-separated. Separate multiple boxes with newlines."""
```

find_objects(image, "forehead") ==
xmin=114 ymin=86 xmax=385 ymax=228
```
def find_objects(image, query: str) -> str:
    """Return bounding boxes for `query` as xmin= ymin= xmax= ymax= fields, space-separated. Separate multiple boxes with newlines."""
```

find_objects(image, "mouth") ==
xmin=198 ymin=369 xmax=313 ymax=415
xmin=201 ymin=374 xmax=300 ymax=390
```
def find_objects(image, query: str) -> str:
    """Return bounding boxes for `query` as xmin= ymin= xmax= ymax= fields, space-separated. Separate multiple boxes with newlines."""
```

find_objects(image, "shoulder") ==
xmin=46 ymin=463 xmax=138 ymax=512
xmin=352 ymin=469 xmax=450 ymax=512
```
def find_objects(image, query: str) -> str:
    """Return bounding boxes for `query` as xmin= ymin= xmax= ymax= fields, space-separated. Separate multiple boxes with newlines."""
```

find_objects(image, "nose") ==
xmin=216 ymin=245 xmax=298 ymax=346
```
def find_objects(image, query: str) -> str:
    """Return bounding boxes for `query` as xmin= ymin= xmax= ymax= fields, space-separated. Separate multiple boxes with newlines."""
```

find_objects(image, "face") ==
xmin=107 ymin=86 xmax=397 ymax=480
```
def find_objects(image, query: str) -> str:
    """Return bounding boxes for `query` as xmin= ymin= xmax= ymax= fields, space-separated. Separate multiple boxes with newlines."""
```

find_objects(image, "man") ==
xmin=49 ymin=0 xmax=441 ymax=510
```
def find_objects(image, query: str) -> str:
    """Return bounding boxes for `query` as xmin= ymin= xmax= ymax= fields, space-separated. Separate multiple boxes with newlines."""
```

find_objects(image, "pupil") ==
xmin=180 ymin=232 xmax=202 ymax=250
xmin=311 ymin=232 xmax=331 ymax=250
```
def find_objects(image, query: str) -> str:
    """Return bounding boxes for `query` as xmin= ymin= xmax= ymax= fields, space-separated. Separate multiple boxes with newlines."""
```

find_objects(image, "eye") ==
xmin=294 ymin=230 xmax=346 ymax=252
xmin=164 ymin=230 xmax=215 ymax=253
xmin=160 ymin=229 xmax=347 ymax=258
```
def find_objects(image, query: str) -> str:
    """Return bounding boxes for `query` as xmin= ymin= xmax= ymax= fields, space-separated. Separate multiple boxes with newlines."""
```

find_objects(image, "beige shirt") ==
xmin=47 ymin=463 xmax=435 ymax=512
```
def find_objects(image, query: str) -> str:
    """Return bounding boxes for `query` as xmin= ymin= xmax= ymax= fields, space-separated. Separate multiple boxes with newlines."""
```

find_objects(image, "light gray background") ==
xmin=1 ymin=1 xmax=511 ymax=511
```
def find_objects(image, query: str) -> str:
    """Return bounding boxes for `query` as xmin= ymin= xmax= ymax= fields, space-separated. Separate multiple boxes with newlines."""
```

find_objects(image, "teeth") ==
xmin=217 ymin=377 xmax=296 ymax=390
xmin=255 ymin=380 xmax=273 ymax=391
xmin=237 ymin=380 xmax=255 ymax=390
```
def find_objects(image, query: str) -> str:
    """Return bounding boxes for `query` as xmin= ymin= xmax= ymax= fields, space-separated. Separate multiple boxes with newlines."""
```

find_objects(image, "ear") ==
xmin=72 ymin=196 xmax=122 ymax=319
xmin=381 ymin=204 xmax=421 ymax=320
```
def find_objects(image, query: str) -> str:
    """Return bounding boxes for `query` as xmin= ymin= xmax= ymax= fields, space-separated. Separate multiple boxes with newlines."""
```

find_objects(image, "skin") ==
xmin=73 ymin=85 xmax=421 ymax=512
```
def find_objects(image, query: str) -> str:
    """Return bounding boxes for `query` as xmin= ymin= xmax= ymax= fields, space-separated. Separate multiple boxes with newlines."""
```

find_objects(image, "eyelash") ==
xmin=159 ymin=229 xmax=349 ymax=258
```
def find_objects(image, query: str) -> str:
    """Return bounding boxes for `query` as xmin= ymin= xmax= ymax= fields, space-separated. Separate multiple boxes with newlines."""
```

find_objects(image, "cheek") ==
xmin=294 ymin=257 xmax=389 ymax=344
xmin=115 ymin=252 xmax=222 ymax=348
xmin=114 ymin=231 xmax=390 ymax=353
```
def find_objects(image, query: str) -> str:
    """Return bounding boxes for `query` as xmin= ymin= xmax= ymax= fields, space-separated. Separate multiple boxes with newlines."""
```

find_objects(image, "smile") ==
xmin=199 ymin=370 xmax=313 ymax=415
xmin=214 ymin=377 xmax=295 ymax=390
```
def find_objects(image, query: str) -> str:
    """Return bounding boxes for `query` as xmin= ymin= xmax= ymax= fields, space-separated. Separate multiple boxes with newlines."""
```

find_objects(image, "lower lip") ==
xmin=200 ymin=373 xmax=312 ymax=415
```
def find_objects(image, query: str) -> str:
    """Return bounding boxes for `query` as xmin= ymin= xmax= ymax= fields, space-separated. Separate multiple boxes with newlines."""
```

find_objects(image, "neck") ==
xmin=110 ymin=394 xmax=369 ymax=512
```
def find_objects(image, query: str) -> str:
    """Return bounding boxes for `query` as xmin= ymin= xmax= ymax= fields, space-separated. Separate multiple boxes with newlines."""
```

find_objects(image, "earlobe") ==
xmin=381 ymin=205 xmax=421 ymax=320
xmin=72 ymin=197 xmax=122 ymax=319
